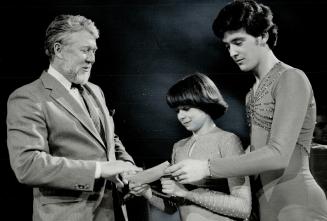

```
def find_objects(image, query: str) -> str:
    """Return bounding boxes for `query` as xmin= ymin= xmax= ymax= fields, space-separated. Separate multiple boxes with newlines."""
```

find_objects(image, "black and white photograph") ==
xmin=1 ymin=0 xmax=327 ymax=220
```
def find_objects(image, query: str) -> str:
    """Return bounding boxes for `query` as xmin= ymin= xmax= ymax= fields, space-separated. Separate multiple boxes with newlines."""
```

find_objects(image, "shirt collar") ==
xmin=47 ymin=65 xmax=72 ymax=91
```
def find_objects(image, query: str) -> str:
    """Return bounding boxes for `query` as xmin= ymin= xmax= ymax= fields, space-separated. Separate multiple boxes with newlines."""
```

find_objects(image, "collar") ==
xmin=47 ymin=65 xmax=72 ymax=91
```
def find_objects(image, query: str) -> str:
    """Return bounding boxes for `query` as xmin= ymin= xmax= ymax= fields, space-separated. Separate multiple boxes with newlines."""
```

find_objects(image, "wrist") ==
xmin=178 ymin=189 xmax=188 ymax=198
xmin=184 ymin=190 xmax=194 ymax=201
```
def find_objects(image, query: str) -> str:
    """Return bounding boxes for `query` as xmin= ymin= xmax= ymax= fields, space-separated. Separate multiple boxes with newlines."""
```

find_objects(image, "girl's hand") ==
xmin=160 ymin=177 xmax=188 ymax=197
xmin=129 ymin=182 xmax=152 ymax=199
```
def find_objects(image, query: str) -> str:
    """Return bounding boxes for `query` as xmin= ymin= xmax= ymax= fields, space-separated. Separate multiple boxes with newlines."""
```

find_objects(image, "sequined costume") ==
xmin=148 ymin=128 xmax=251 ymax=221
xmin=209 ymin=62 xmax=327 ymax=220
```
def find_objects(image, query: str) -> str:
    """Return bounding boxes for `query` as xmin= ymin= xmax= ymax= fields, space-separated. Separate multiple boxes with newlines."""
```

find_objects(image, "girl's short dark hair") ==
xmin=212 ymin=0 xmax=278 ymax=48
xmin=166 ymin=73 xmax=228 ymax=119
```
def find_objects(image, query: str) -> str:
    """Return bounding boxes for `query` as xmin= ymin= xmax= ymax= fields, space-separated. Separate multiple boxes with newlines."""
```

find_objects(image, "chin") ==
xmin=238 ymin=65 xmax=251 ymax=72
xmin=75 ymin=72 xmax=90 ymax=84
xmin=184 ymin=126 xmax=194 ymax=132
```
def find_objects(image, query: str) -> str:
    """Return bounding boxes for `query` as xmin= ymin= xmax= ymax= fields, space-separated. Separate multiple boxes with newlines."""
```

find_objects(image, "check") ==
xmin=126 ymin=161 xmax=170 ymax=184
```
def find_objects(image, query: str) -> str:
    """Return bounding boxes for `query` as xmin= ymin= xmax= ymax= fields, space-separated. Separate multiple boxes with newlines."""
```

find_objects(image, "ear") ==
xmin=259 ymin=32 xmax=269 ymax=46
xmin=53 ymin=42 xmax=64 ymax=59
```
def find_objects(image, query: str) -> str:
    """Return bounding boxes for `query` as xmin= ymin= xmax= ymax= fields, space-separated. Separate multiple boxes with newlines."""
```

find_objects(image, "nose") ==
xmin=86 ymin=51 xmax=95 ymax=63
xmin=177 ymin=110 xmax=186 ymax=121
xmin=229 ymin=45 xmax=238 ymax=58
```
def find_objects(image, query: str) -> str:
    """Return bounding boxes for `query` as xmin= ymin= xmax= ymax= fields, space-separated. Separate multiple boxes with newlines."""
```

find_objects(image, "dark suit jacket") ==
xmin=7 ymin=71 xmax=134 ymax=221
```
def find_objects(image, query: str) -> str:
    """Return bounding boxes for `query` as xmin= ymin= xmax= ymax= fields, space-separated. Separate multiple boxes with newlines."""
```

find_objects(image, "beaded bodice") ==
xmin=246 ymin=62 xmax=315 ymax=154
xmin=246 ymin=62 xmax=284 ymax=131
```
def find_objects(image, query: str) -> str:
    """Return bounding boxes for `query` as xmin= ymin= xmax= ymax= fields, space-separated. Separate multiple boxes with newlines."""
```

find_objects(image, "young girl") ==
xmin=130 ymin=73 xmax=251 ymax=221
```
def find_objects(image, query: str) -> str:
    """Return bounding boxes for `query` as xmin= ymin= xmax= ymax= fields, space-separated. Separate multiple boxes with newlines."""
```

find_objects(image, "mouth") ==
xmin=82 ymin=66 xmax=92 ymax=71
xmin=235 ymin=59 xmax=244 ymax=65
xmin=182 ymin=121 xmax=191 ymax=126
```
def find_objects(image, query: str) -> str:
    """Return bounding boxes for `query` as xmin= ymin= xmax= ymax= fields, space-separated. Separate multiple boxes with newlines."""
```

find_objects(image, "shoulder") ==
xmin=86 ymin=82 xmax=105 ymax=98
xmin=8 ymin=78 xmax=43 ymax=101
xmin=173 ymin=136 xmax=191 ymax=148
xmin=87 ymin=82 xmax=102 ymax=92
xmin=274 ymin=64 xmax=312 ymax=95
xmin=216 ymin=130 xmax=244 ymax=156
xmin=213 ymin=129 xmax=241 ymax=143
xmin=277 ymin=63 xmax=310 ymax=85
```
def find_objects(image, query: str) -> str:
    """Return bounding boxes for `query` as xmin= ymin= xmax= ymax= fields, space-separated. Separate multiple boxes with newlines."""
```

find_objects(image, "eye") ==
xmin=81 ymin=48 xmax=89 ymax=54
xmin=81 ymin=48 xmax=97 ymax=55
xmin=234 ymin=40 xmax=243 ymax=46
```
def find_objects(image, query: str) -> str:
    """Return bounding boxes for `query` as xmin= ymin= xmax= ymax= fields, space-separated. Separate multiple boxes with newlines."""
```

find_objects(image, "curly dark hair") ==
xmin=212 ymin=0 xmax=278 ymax=48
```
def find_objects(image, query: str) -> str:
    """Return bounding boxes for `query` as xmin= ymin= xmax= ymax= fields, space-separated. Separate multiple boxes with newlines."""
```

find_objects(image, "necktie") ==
xmin=71 ymin=83 xmax=104 ymax=139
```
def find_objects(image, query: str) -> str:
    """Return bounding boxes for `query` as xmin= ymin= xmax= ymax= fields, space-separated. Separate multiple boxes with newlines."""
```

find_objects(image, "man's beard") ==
xmin=73 ymin=70 xmax=91 ymax=85
xmin=63 ymin=65 xmax=91 ymax=85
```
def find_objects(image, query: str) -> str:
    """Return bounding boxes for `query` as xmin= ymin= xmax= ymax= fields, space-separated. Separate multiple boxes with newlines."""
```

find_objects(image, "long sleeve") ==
xmin=209 ymin=69 xmax=313 ymax=178
xmin=185 ymin=184 xmax=251 ymax=219
xmin=113 ymin=134 xmax=134 ymax=163
xmin=185 ymin=134 xmax=251 ymax=219
xmin=7 ymin=85 xmax=98 ymax=191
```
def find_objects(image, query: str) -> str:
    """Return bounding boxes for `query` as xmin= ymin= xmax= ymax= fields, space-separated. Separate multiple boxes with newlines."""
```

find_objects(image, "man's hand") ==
xmin=100 ymin=160 xmax=142 ymax=181
xmin=164 ymin=159 xmax=210 ymax=184
xmin=120 ymin=161 xmax=139 ymax=185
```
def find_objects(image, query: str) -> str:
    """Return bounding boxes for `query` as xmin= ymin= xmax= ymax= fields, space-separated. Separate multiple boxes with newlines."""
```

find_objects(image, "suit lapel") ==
xmin=84 ymin=84 xmax=114 ymax=151
xmin=40 ymin=72 xmax=106 ymax=149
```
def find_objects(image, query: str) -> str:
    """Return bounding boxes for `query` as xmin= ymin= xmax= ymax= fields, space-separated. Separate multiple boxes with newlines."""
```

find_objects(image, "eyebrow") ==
xmin=223 ymin=36 xmax=246 ymax=44
xmin=231 ymin=37 xmax=245 ymax=42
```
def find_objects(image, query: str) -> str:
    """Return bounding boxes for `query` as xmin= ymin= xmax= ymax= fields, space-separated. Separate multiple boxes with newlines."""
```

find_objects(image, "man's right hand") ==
xmin=100 ymin=160 xmax=142 ymax=180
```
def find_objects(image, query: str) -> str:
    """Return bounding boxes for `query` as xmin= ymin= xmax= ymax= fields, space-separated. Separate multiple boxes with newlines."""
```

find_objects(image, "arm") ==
xmin=7 ymin=88 xmax=96 ymax=190
xmin=114 ymin=134 xmax=135 ymax=164
xmin=7 ymin=87 xmax=138 ymax=191
xmin=129 ymin=183 xmax=177 ymax=214
xmin=185 ymin=184 xmax=251 ymax=219
xmin=160 ymin=177 xmax=251 ymax=219
xmin=208 ymin=69 xmax=312 ymax=178
xmin=170 ymin=134 xmax=251 ymax=219
xmin=167 ymin=70 xmax=312 ymax=181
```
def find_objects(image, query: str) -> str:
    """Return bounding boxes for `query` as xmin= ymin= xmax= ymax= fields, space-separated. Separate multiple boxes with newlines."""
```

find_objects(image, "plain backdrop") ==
xmin=0 ymin=0 xmax=326 ymax=220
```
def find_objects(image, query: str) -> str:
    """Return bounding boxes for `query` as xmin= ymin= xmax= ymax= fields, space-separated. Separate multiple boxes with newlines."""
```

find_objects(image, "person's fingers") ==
xmin=120 ymin=172 xmax=129 ymax=185
xmin=161 ymin=179 xmax=173 ymax=185
xmin=129 ymin=182 xmax=144 ymax=189
xmin=164 ymin=163 xmax=183 ymax=173
xmin=161 ymin=187 xmax=171 ymax=194
xmin=160 ymin=177 xmax=170 ymax=182
xmin=127 ymin=165 xmax=143 ymax=172
xmin=115 ymin=178 xmax=124 ymax=189
xmin=178 ymin=177 xmax=190 ymax=184
xmin=177 ymin=174 xmax=188 ymax=181
xmin=129 ymin=182 xmax=137 ymax=188
xmin=170 ymin=167 xmax=186 ymax=177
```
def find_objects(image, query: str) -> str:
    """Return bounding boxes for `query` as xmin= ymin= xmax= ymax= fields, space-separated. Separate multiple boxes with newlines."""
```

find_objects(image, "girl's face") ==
xmin=176 ymin=106 xmax=209 ymax=133
xmin=222 ymin=28 xmax=264 ymax=72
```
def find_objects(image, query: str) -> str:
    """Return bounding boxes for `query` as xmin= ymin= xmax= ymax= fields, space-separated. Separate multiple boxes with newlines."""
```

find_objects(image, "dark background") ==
xmin=1 ymin=0 xmax=326 ymax=220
